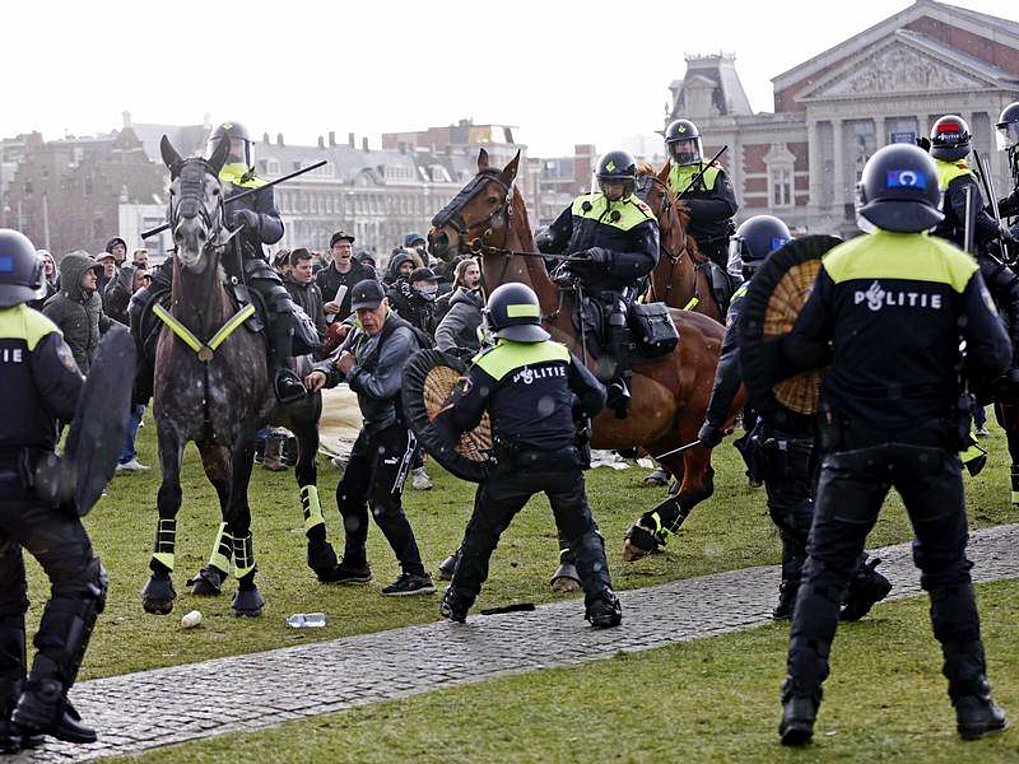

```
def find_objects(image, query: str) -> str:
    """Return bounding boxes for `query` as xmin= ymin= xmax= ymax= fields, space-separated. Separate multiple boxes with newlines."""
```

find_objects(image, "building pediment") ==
xmin=799 ymin=36 xmax=995 ymax=101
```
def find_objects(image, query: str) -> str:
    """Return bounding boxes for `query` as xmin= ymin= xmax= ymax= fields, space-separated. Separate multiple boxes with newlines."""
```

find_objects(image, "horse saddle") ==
xmin=570 ymin=293 xmax=679 ymax=376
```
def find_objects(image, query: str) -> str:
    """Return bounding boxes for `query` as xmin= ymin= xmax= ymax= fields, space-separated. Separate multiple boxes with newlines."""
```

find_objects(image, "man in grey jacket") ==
xmin=304 ymin=280 xmax=435 ymax=596
xmin=43 ymin=252 xmax=118 ymax=375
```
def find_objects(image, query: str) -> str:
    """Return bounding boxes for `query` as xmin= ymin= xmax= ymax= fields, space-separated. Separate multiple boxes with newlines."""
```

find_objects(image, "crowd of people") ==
xmin=1 ymin=103 xmax=1018 ymax=751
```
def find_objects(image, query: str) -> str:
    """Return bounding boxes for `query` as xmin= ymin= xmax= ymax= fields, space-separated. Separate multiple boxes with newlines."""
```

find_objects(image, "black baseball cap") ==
xmin=349 ymin=279 xmax=386 ymax=311
xmin=409 ymin=267 xmax=437 ymax=283
xmin=330 ymin=231 xmax=355 ymax=247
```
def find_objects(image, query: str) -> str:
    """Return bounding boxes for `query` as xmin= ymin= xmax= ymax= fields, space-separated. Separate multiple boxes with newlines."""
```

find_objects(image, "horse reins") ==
xmin=636 ymin=173 xmax=695 ymax=306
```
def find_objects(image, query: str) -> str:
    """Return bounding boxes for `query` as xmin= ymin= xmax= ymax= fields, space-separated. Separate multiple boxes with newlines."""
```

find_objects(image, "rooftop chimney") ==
xmin=263 ymin=132 xmax=270 ymax=144
xmin=329 ymin=131 xmax=336 ymax=147
xmin=122 ymin=111 xmax=132 ymax=128
xmin=276 ymin=133 xmax=284 ymax=147
xmin=348 ymin=132 xmax=356 ymax=148
xmin=362 ymin=137 xmax=369 ymax=152
xmin=317 ymin=136 xmax=325 ymax=149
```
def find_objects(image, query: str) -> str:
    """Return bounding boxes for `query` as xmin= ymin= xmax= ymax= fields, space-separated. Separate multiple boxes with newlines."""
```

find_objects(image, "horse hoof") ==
xmin=232 ymin=587 xmax=265 ymax=617
xmin=187 ymin=567 xmax=226 ymax=597
xmin=550 ymin=563 xmax=581 ymax=594
xmin=437 ymin=553 xmax=459 ymax=581
xmin=141 ymin=576 xmax=176 ymax=615
xmin=308 ymin=540 xmax=339 ymax=581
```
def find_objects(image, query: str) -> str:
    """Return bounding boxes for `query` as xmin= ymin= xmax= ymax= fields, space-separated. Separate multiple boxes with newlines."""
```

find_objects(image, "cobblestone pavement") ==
xmin=25 ymin=524 xmax=1019 ymax=761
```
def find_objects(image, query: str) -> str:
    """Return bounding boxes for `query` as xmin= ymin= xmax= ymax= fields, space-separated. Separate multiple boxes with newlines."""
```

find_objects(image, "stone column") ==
xmin=807 ymin=119 xmax=821 ymax=210
xmin=832 ymin=119 xmax=845 ymax=210
xmin=876 ymin=116 xmax=887 ymax=149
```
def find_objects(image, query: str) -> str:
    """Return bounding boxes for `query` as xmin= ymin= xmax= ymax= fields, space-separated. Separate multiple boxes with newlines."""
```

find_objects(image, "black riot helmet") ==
xmin=595 ymin=150 xmax=638 ymax=198
xmin=856 ymin=144 xmax=943 ymax=233
xmin=995 ymin=102 xmax=1019 ymax=153
xmin=664 ymin=119 xmax=703 ymax=166
xmin=727 ymin=216 xmax=792 ymax=278
xmin=0 ymin=229 xmax=44 ymax=308
xmin=206 ymin=121 xmax=254 ymax=169
xmin=929 ymin=115 xmax=971 ymax=163
xmin=483 ymin=282 xmax=550 ymax=343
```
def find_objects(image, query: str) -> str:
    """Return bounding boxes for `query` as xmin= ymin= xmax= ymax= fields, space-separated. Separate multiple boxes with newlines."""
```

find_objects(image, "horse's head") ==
xmin=160 ymin=135 xmax=230 ymax=272
xmin=635 ymin=161 xmax=675 ymax=221
xmin=428 ymin=148 xmax=520 ymax=261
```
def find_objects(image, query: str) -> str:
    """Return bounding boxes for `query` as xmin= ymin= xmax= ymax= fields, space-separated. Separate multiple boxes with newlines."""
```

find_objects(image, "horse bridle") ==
xmin=170 ymin=158 xmax=223 ymax=238
xmin=431 ymin=170 xmax=513 ymax=252
xmin=636 ymin=172 xmax=687 ymax=303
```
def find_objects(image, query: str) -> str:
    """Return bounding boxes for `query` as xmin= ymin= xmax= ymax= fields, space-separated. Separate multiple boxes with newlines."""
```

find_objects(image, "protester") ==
xmin=42 ymin=252 xmax=117 ymax=374
xmin=316 ymin=231 xmax=373 ymax=324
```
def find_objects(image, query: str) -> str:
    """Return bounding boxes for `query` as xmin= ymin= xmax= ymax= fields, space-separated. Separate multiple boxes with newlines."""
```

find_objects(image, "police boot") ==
xmin=779 ymin=678 xmax=821 ymax=747
xmin=772 ymin=579 xmax=799 ymax=621
xmin=840 ymin=557 xmax=892 ymax=622
xmin=13 ymin=679 xmax=95 ymax=744
xmin=605 ymin=312 xmax=631 ymax=418
xmin=438 ymin=549 xmax=460 ymax=581
xmin=440 ymin=587 xmax=473 ymax=624
xmin=952 ymin=677 xmax=1009 ymax=740
xmin=268 ymin=314 xmax=307 ymax=404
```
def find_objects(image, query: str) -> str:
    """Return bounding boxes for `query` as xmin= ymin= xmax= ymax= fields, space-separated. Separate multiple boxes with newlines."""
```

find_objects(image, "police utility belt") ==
xmin=491 ymin=436 xmax=589 ymax=472
xmin=0 ymin=446 xmax=48 ymax=489
xmin=818 ymin=399 xmax=972 ymax=453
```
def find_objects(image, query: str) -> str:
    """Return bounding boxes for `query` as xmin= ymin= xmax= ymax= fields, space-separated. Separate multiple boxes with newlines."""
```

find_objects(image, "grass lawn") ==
xmin=122 ymin=579 xmax=1019 ymax=763
xmin=25 ymin=414 xmax=1016 ymax=681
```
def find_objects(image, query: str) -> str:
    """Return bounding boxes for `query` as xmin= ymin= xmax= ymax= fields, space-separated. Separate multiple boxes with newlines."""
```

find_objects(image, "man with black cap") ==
xmin=304 ymin=279 xmax=435 ymax=595
xmin=316 ymin=231 xmax=373 ymax=324
xmin=387 ymin=266 xmax=439 ymax=338
xmin=436 ymin=282 xmax=620 ymax=628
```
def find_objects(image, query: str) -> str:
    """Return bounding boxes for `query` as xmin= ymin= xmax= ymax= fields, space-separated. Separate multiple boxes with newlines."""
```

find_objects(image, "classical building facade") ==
xmin=667 ymin=0 xmax=1019 ymax=236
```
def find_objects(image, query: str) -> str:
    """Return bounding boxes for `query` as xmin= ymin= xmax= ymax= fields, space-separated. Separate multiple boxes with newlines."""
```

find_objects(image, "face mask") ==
xmin=417 ymin=284 xmax=439 ymax=301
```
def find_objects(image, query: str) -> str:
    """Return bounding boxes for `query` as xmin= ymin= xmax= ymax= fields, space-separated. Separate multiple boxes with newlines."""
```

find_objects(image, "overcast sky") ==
xmin=4 ymin=0 xmax=1015 ymax=156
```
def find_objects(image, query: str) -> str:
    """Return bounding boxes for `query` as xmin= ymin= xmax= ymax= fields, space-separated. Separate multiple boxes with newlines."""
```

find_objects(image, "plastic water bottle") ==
xmin=286 ymin=612 xmax=326 ymax=628
xmin=180 ymin=610 xmax=202 ymax=629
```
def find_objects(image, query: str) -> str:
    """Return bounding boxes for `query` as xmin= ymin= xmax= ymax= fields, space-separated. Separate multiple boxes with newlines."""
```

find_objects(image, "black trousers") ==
xmin=759 ymin=430 xmax=817 ymax=590
xmin=787 ymin=444 xmax=984 ymax=696
xmin=335 ymin=425 xmax=425 ymax=576
xmin=451 ymin=448 xmax=612 ymax=603
xmin=0 ymin=479 xmax=102 ymax=698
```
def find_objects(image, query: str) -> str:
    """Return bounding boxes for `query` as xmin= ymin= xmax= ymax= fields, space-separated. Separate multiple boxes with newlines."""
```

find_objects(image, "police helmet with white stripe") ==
xmin=856 ymin=144 xmax=944 ymax=233
xmin=483 ymin=283 xmax=550 ymax=343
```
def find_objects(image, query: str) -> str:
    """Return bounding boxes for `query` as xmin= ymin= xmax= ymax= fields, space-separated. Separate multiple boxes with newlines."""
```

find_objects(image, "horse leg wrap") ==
xmin=208 ymin=522 xmax=233 ymax=576
xmin=1011 ymin=465 xmax=1019 ymax=507
xmin=301 ymin=485 xmax=326 ymax=535
xmin=232 ymin=533 xmax=257 ymax=580
xmin=151 ymin=518 xmax=177 ymax=572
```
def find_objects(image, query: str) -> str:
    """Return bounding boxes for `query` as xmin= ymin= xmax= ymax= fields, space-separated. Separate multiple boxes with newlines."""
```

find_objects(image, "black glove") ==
xmin=232 ymin=209 xmax=260 ymax=231
xmin=697 ymin=421 xmax=724 ymax=449
xmin=583 ymin=247 xmax=610 ymax=266
xmin=915 ymin=136 xmax=932 ymax=153
xmin=564 ymin=251 xmax=595 ymax=275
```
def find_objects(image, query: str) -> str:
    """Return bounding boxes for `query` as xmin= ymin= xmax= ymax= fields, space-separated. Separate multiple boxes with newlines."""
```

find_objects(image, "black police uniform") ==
xmin=778 ymin=229 xmax=1011 ymax=740
xmin=667 ymin=161 xmax=739 ymax=270
xmin=539 ymin=191 xmax=658 ymax=410
xmin=698 ymin=281 xmax=889 ymax=620
xmin=0 ymin=303 xmax=106 ymax=746
xmin=436 ymin=334 xmax=620 ymax=625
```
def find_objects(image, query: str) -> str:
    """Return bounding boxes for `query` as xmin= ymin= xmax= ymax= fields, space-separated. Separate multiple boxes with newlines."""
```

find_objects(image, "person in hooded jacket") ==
xmin=42 ymin=252 xmax=119 ymax=375
xmin=387 ymin=267 xmax=439 ymax=338
xmin=435 ymin=258 xmax=484 ymax=355
xmin=384 ymin=249 xmax=418 ymax=288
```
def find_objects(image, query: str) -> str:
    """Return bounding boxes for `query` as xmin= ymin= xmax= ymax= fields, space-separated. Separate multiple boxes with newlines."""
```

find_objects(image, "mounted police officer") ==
xmin=0 ymin=230 xmax=106 ymax=749
xmin=206 ymin=121 xmax=306 ymax=403
xmin=537 ymin=150 xmax=659 ymax=417
xmin=699 ymin=215 xmax=891 ymax=621
xmin=925 ymin=115 xmax=1019 ymax=393
xmin=776 ymin=144 xmax=1011 ymax=746
xmin=995 ymin=101 xmax=1019 ymax=220
xmin=664 ymin=119 xmax=739 ymax=278
xmin=436 ymin=283 xmax=620 ymax=627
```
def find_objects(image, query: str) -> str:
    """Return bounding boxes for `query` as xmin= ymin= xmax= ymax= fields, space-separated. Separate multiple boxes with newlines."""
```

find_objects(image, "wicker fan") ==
xmin=402 ymin=349 xmax=493 ymax=482
xmin=738 ymin=235 xmax=842 ymax=416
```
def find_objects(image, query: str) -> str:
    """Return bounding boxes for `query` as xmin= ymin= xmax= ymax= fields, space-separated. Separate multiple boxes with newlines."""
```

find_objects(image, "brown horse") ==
xmin=428 ymin=149 xmax=742 ymax=560
xmin=635 ymin=163 xmax=723 ymax=323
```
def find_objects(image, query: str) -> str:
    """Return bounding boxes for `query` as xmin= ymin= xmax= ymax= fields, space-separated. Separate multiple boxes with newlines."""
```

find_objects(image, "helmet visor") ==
xmin=668 ymin=137 xmax=702 ymax=166
xmin=726 ymin=236 xmax=746 ymax=277
xmin=996 ymin=122 xmax=1019 ymax=152
xmin=230 ymin=138 xmax=253 ymax=167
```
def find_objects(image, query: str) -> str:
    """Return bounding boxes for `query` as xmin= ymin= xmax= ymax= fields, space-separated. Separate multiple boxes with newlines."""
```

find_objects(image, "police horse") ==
xmin=140 ymin=137 xmax=336 ymax=616
xmin=635 ymin=163 xmax=724 ymax=323
xmin=429 ymin=149 xmax=741 ymax=562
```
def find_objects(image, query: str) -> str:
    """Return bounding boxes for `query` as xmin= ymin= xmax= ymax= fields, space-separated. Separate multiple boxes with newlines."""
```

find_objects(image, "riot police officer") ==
xmin=776 ymin=145 xmax=1010 ymax=745
xmin=926 ymin=115 xmax=1019 ymax=391
xmin=995 ymin=101 xmax=1019 ymax=218
xmin=698 ymin=215 xmax=891 ymax=621
xmin=206 ymin=121 xmax=306 ymax=403
xmin=436 ymin=283 xmax=621 ymax=628
xmin=537 ymin=150 xmax=659 ymax=417
xmin=664 ymin=118 xmax=739 ymax=274
xmin=0 ymin=230 xmax=106 ymax=748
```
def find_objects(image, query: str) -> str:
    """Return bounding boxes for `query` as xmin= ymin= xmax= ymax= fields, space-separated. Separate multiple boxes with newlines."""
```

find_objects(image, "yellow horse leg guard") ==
xmin=232 ymin=532 xmax=257 ymax=580
xmin=151 ymin=518 xmax=176 ymax=572
xmin=301 ymin=485 xmax=325 ymax=534
xmin=208 ymin=522 xmax=233 ymax=574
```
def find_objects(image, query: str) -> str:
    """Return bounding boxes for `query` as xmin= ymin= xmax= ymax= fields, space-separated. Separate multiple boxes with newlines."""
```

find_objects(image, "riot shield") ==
xmin=738 ymin=235 xmax=842 ymax=416
xmin=401 ymin=349 xmax=492 ymax=483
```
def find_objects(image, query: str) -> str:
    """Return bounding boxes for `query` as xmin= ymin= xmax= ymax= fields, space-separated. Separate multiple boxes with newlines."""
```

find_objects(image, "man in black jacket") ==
xmin=304 ymin=280 xmax=434 ymax=596
xmin=316 ymin=232 xmax=374 ymax=324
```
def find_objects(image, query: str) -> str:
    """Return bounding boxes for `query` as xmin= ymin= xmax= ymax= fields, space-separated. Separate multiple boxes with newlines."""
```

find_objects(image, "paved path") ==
xmin=26 ymin=524 xmax=1019 ymax=761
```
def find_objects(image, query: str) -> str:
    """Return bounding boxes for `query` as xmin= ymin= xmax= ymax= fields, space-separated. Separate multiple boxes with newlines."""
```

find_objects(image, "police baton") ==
xmin=650 ymin=439 xmax=704 ymax=461
xmin=675 ymin=145 xmax=728 ymax=199
xmin=141 ymin=159 xmax=329 ymax=239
